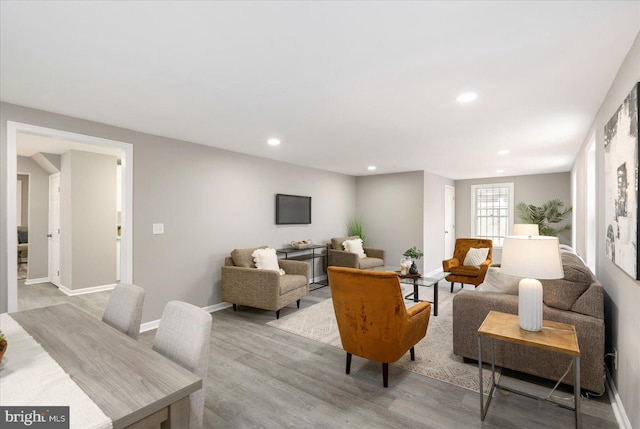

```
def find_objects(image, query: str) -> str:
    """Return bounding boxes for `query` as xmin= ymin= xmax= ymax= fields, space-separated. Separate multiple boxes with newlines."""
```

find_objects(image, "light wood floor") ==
xmin=18 ymin=282 xmax=617 ymax=429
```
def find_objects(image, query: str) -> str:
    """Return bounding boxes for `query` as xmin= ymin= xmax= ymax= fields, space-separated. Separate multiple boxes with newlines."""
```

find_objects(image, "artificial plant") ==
xmin=346 ymin=216 xmax=367 ymax=246
xmin=515 ymin=199 xmax=572 ymax=237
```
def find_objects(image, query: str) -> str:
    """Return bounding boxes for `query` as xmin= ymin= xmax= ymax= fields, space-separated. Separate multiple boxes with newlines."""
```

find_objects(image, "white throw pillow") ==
xmin=342 ymin=238 xmax=366 ymax=258
xmin=252 ymin=248 xmax=285 ymax=275
xmin=463 ymin=247 xmax=490 ymax=267
xmin=477 ymin=267 xmax=521 ymax=294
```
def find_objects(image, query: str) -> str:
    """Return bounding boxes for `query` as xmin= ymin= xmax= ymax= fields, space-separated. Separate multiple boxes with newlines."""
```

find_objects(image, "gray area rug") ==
xmin=268 ymin=283 xmax=499 ymax=394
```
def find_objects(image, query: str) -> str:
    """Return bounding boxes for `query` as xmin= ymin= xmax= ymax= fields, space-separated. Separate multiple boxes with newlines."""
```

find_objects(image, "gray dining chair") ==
xmin=153 ymin=301 xmax=212 ymax=429
xmin=102 ymin=283 xmax=145 ymax=339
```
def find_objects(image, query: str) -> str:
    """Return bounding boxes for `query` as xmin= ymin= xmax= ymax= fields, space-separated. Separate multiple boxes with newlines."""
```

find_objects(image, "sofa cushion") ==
xmin=231 ymin=246 xmax=267 ymax=268
xmin=541 ymin=252 xmax=592 ymax=310
xmin=358 ymin=257 xmax=384 ymax=269
xmin=463 ymin=247 xmax=489 ymax=267
xmin=450 ymin=265 xmax=480 ymax=276
xmin=252 ymin=248 xmax=285 ymax=275
xmin=343 ymin=238 xmax=366 ymax=258
xmin=477 ymin=267 xmax=521 ymax=294
xmin=280 ymin=274 xmax=307 ymax=294
xmin=331 ymin=236 xmax=359 ymax=251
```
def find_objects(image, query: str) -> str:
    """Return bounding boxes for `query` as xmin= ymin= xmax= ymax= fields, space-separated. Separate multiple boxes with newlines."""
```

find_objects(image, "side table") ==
xmin=276 ymin=244 xmax=328 ymax=290
xmin=477 ymin=311 xmax=581 ymax=428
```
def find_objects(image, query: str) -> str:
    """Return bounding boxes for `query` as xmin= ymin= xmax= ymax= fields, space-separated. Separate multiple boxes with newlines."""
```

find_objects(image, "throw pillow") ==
xmin=251 ymin=248 xmax=285 ymax=275
xmin=476 ymin=267 xmax=521 ymax=294
xmin=332 ymin=236 xmax=359 ymax=251
xmin=231 ymin=246 xmax=267 ymax=268
xmin=463 ymin=247 xmax=489 ymax=267
xmin=343 ymin=238 xmax=366 ymax=258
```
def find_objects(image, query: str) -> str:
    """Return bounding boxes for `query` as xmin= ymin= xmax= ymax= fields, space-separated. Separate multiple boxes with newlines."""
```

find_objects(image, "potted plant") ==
xmin=403 ymin=246 xmax=424 ymax=274
xmin=346 ymin=216 xmax=367 ymax=246
xmin=0 ymin=330 xmax=6 ymax=364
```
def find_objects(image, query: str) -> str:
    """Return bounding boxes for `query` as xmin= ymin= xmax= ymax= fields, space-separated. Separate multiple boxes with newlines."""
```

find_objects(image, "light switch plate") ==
xmin=152 ymin=223 xmax=164 ymax=235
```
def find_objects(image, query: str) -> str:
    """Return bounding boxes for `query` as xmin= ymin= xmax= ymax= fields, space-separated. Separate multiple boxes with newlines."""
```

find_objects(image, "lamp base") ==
xmin=518 ymin=278 xmax=543 ymax=332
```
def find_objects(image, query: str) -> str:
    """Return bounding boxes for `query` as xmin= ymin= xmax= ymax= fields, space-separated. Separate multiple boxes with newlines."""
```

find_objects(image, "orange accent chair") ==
xmin=442 ymin=238 xmax=493 ymax=293
xmin=327 ymin=266 xmax=431 ymax=387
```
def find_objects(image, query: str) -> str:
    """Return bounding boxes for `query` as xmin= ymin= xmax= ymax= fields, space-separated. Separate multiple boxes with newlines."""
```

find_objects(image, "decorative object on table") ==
xmin=515 ymin=199 xmax=572 ymax=237
xmin=512 ymin=223 xmax=539 ymax=237
xmin=604 ymin=82 xmax=639 ymax=280
xmin=0 ymin=330 xmax=6 ymax=364
xmin=500 ymin=236 xmax=564 ymax=331
xmin=400 ymin=257 xmax=411 ymax=275
xmin=290 ymin=239 xmax=313 ymax=249
xmin=346 ymin=216 xmax=367 ymax=246
xmin=403 ymin=246 xmax=423 ymax=274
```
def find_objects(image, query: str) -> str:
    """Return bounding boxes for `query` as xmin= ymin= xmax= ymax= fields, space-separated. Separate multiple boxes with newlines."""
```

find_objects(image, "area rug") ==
xmin=267 ymin=284 xmax=499 ymax=394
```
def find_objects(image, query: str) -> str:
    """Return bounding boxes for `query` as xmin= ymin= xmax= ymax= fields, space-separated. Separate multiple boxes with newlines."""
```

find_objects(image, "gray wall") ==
xmin=574 ymin=32 xmax=640 ymax=428
xmin=0 ymin=102 xmax=356 ymax=321
xmin=356 ymin=171 xmax=425 ymax=272
xmin=61 ymin=150 xmax=118 ymax=290
xmin=16 ymin=157 xmax=49 ymax=279
xmin=17 ymin=173 xmax=28 ymax=226
xmin=455 ymin=172 xmax=571 ymax=262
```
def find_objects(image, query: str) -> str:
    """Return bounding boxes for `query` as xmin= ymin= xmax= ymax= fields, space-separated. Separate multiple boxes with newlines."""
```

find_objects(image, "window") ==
xmin=471 ymin=183 xmax=514 ymax=247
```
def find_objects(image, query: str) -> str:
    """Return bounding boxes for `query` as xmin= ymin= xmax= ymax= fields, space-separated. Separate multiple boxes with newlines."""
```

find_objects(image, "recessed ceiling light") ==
xmin=498 ymin=149 xmax=510 ymax=156
xmin=368 ymin=166 xmax=377 ymax=171
xmin=496 ymin=169 xmax=505 ymax=174
xmin=456 ymin=92 xmax=477 ymax=103
xmin=267 ymin=138 xmax=281 ymax=146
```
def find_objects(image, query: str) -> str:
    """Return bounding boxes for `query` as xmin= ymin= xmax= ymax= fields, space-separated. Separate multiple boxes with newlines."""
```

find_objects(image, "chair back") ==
xmin=153 ymin=301 xmax=212 ymax=429
xmin=453 ymin=238 xmax=493 ymax=263
xmin=330 ymin=236 xmax=359 ymax=250
xmin=328 ymin=266 xmax=410 ymax=363
xmin=102 ymin=283 xmax=145 ymax=339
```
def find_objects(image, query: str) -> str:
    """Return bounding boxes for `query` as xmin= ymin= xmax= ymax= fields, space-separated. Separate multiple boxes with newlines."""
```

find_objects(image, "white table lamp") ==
xmin=500 ymin=236 xmax=564 ymax=331
xmin=512 ymin=223 xmax=540 ymax=237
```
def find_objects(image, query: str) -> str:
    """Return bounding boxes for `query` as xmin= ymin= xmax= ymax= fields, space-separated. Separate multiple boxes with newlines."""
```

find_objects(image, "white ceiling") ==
xmin=1 ymin=1 xmax=639 ymax=179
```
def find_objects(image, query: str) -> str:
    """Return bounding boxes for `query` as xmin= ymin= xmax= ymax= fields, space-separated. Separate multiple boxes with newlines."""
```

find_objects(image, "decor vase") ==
xmin=409 ymin=261 xmax=419 ymax=275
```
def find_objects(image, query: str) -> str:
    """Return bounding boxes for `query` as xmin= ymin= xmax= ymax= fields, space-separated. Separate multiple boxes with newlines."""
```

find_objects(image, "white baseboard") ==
xmin=312 ymin=274 xmax=328 ymax=283
xmin=140 ymin=301 xmax=232 ymax=333
xmin=58 ymin=283 xmax=116 ymax=296
xmin=605 ymin=367 xmax=632 ymax=429
xmin=24 ymin=277 xmax=49 ymax=285
xmin=424 ymin=267 xmax=445 ymax=278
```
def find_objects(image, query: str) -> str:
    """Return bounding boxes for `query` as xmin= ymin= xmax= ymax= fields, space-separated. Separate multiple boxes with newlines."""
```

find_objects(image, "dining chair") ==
xmin=153 ymin=301 xmax=212 ymax=429
xmin=101 ymin=283 xmax=145 ymax=339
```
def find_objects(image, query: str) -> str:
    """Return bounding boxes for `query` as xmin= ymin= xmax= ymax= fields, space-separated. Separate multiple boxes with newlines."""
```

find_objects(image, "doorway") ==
xmin=5 ymin=121 xmax=133 ymax=312
xmin=444 ymin=185 xmax=455 ymax=258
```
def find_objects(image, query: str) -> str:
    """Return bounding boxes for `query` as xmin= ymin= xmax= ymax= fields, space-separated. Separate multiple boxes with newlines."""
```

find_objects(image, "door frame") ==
xmin=48 ymin=172 xmax=61 ymax=287
xmin=444 ymin=185 xmax=455 ymax=258
xmin=5 ymin=121 xmax=134 ymax=312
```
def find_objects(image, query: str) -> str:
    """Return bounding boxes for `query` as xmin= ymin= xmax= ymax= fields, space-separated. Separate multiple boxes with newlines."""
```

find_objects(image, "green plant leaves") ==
xmin=515 ymin=199 xmax=572 ymax=237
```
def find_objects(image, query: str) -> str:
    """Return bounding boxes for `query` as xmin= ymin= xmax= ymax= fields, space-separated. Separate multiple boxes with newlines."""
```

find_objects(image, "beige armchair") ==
xmin=327 ymin=236 xmax=385 ymax=270
xmin=221 ymin=247 xmax=309 ymax=319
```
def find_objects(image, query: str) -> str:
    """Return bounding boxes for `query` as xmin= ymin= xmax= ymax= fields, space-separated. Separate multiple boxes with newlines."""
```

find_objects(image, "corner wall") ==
xmin=1 ymin=102 xmax=356 ymax=320
xmin=574 ymin=32 xmax=640 ymax=429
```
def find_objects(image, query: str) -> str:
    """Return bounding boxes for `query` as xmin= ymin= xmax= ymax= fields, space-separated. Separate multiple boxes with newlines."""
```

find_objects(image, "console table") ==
xmin=276 ymin=244 xmax=328 ymax=290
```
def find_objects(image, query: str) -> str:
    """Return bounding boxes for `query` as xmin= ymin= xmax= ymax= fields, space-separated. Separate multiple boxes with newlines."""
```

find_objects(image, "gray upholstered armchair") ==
xmin=327 ymin=236 xmax=385 ymax=270
xmin=221 ymin=247 xmax=309 ymax=319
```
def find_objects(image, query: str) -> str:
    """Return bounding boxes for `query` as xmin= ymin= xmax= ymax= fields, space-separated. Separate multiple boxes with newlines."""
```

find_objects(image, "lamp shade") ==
xmin=500 ymin=236 xmax=563 ymax=331
xmin=512 ymin=223 xmax=540 ymax=237
xmin=500 ymin=236 xmax=563 ymax=279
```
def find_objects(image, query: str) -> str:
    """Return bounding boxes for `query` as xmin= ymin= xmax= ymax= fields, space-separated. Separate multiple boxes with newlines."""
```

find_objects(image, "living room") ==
xmin=1 ymin=2 xmax=639 ymax=428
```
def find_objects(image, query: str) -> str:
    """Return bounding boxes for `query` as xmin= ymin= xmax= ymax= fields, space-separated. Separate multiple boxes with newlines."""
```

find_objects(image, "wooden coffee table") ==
xmin=369 ymin=266 xmax=444 ymax=316
xmin=477 ymin=311 xmax=581 ymax=428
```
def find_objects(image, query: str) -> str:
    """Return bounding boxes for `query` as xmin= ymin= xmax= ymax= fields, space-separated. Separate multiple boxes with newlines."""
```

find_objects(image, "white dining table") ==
xmin=1 ymin=303 xmax=201 ymax=429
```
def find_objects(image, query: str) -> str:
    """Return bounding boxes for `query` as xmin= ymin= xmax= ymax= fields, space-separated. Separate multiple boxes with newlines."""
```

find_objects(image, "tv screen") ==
xmin=276 ymin=194 xmax=311 ymax=225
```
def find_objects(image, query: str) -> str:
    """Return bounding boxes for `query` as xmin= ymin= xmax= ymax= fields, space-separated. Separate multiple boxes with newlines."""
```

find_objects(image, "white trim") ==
xmin=24 ymin=277 xmax=49 ymax=285
xmin=140 ymin=302 xmax=232 ymax=333
xmin=470 ymin=182 xmax=515 ymax=246
xmin=424 ymin=267 xmax=444 ymax=278
xmin=57 ymin=283 xmax=116 ymax=297
xmin=311 ymin=274 xmax=328 ymax=284
xmin=605 ymin=367 xmax=632 ymax=429
xmin=5 ymin=121 xmax=134 ymax=312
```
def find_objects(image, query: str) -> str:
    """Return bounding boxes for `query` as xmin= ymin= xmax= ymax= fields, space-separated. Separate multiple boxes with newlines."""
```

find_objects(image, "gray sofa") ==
xmin=221 ymin=247 xmax=309 ymax=319
xmin=452 ymin=251 xmax=605 ymax=394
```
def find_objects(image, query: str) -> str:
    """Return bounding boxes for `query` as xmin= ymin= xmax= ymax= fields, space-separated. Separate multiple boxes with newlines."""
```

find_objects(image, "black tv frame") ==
xmin=275 ymin=193 xmax=312 ymax=225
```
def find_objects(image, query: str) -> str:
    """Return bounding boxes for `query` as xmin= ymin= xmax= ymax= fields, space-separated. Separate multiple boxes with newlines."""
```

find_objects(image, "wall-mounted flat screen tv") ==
xmin=276 ymin=194 xmax=311 ymax=225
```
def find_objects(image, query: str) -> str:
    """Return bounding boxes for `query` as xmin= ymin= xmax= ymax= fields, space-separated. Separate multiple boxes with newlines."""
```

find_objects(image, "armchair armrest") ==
xmin=328 ymin=249 xmax=359 ymax=268
xmin=221 ymin=266 xmax=280 ymax=294
xmin=279 ymin=259 xmax=309 ymax=280
xmin=364 ymin=247 xmax=385 ymax=261
xmin=443 ymin=257 xmax=460 ymax=272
